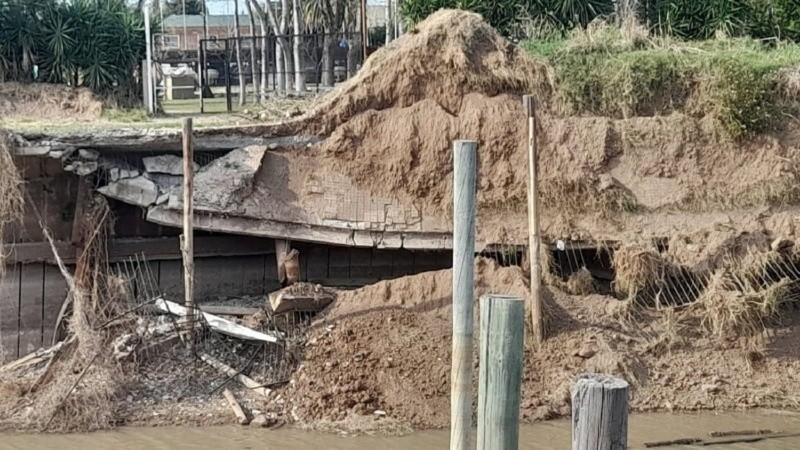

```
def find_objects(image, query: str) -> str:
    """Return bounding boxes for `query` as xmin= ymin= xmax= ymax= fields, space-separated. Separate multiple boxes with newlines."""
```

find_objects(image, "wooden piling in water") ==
xmin=572 ymin=374 xmax=629 ymax=450
xmin=450 ymin=140 xmax=477 ymax=450
xmin=477 ymin=295 xmax=524 ymax=450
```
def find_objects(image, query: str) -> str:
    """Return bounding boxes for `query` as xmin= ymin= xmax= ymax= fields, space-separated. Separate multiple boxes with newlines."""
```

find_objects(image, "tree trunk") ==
xmin=385 ymin=0 xmax=395 ymax=44
xmin=347 ymin=10 xmax=361 ymax=78
xmin=261 ymin=30 xmax=268 ymax=101
xmin=397 ymin=0 xmax=404 ymax=36
xmin=275 ymin=40 xmax=285 ymax=94
xmin=292 ymin=0 xmax=306 ymax=93
xmin=321 ymin=31 xmax=334 ymax=87
xmin=278 ymin=0 xmax=293 ymax=91
xmin=246 ymin=0 xmax=261 ymax=105
xmin=234 ymin=0 xmax=246 ymax=106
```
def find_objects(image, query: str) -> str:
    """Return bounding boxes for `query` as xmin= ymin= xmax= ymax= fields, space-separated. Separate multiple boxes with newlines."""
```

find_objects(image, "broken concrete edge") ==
xmin=146 ymin=205 xmax=455 ymax=250
xmin=15 ymin=128 xmax=324 ymax=153
xmin=98 ymin=177 xmax=159 ymax=207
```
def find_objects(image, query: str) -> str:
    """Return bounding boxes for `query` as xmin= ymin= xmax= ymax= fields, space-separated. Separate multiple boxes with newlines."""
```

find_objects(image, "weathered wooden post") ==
xmin=477 ymin=295 xmax=524 ymax=450
xmin=181 ymin=118 xmax=196 ymax=345
xmin=524 ymin=94 xmax=544 ymax=345
xmin=572 ymin=374 xmax=629 ymax=450
xmin=451 ymin=140 xmax=477 ymax=450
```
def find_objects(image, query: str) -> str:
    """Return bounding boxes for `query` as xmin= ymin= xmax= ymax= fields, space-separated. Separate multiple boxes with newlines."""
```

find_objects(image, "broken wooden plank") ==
xmin=199 ymin=352 xmax=271 ymax=398
xmin=223 ymin=388 xmax=250 ymax=425
xmin=0 ymin=340 xmax=65 ymax=373
xmin=155 ymin=298 xmax=280 ymax=343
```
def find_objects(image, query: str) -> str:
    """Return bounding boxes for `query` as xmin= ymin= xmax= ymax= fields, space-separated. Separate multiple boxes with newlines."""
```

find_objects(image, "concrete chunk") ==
xmin=143 ymin=154 xmax=199 ymax=175
xmin=97 ymin=176 xmax=158 ymax=207
xmin=78 ymin=149 xmax=100 ymax=161
xmin=15 ymin=146 xmax=51 ymax=156
xmin=109 ymin=167 xmax=120 ymax=182
xmin=74 ymin=161 xmax=98 ymax=176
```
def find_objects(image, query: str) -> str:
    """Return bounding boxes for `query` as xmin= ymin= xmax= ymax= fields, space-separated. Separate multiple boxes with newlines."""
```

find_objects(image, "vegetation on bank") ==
xmin=401 ymin=0 xmax=800 ymax=42
xmin=0 ymin=0 xmax=146 ymax=106
xmin=524 ymin=22 xmax=800 ymax=136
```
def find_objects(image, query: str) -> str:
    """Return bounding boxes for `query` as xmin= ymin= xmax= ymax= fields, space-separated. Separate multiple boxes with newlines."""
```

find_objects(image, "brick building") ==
xmin=161 ymin=14 xmax=254 ymax=51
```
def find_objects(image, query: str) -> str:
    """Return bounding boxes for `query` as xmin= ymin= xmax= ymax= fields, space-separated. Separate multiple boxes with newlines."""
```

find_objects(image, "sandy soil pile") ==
xmin=0 ymin=82 xmax=102 ymax=122
xmin=291 ymin=10 xmax=800 ymax=245
xmin=279 ymin=258 xmax=800 ymax=433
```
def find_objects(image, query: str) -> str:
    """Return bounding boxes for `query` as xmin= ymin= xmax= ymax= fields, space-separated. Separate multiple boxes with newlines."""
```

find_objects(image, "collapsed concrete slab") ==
xmin=186 ymin=145 xmax=268 ymax=213
xmin=98 ymin=176 xmax=159 ymax=207
xmin=146 ymin=205 xmax=453 ymax=249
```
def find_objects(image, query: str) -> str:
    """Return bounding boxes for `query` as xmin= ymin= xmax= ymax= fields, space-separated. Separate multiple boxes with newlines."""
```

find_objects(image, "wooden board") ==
xmin=305 ymin=246 xmax=328 ymax=283
xmin=0 ymin=264 xmax=21 ymax=360
xmin=42 ymin=264 xmax=68 ymax=346
xmin=18 ymin=263 xmax=44 ymax=357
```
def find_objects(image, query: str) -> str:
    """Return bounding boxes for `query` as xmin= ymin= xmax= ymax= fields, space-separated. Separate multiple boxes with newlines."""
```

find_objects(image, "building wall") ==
xmin=163 ymin=25 xmax=254 ymax=51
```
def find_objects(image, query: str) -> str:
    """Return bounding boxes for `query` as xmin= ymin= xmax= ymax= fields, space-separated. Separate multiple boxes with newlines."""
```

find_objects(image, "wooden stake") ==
xmin=572 ymin=374 xmax=629 ymax=450
xmin=223 ymin=388 xmax=251 ymax=425
xmin=200 ymin=353 xmax=271 ymax=398
xmin=181 ymin=118 xmax=196 ymax=343
xmin=477 ymin=295 xmax=524 ymax=450
xmin=524 ymin=95 xmax=544 ymax=344
xmin=450 ymin=140 xmax=477 ymax=450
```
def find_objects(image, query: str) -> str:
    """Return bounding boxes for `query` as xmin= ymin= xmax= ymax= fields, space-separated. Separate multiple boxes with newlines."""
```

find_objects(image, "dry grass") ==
xmin=693 ymin=250 xmax=798 ymax=344
xmin=0 ymin=133 xmax=24 ymax=277
xmin=612 ymin=244 xmax=676 ymax=301
xmin=563 ymin=268 xmax=596 ymax=295
xmin=0 ymin=195 xmax=134 ymax=432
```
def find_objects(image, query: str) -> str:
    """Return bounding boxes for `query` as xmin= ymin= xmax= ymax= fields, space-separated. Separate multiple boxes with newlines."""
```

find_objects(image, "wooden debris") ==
xmin=0 ymin=341 xmax=66 ymax=373
xmin=268 ymin=283 xmax=334 ymax=314
xmin=223 ymin=388 xmax=250 ymax=425
xmin=709 ymin=429 xmax=773 ymax=437
xmin=645 ymin=438 xmax=702 ymax=448
xmin=155 ymin=298 xmax=281 ymax=343
xmin=199 ymin=353 xmax=271 ymax=398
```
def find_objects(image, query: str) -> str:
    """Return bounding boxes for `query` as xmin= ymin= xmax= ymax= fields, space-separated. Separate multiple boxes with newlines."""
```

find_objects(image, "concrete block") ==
xmin=109 ymin=167 xmax=120 ymax=182
xmin=143 ymin=154 xmax=199 ymax=176
xmin=97 ymin=177 xmax=158 ymax=207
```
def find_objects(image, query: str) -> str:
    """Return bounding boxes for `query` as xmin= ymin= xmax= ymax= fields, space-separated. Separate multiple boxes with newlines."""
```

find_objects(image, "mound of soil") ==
xmin=293 ymin=9 xmax=800 ymax=246
xmin=278 ymin=258 xmax=800 ymax=433
xmin=0 ymin=82 xmax=102 ymax=122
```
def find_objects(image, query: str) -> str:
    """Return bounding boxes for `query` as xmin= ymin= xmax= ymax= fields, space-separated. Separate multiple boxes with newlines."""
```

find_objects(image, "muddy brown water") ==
xmin=1 ymin=411 xmax=799 ymax=449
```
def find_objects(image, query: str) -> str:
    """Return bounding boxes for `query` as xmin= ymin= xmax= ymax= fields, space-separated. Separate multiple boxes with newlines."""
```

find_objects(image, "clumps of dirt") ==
xmin=0 ymin=132 xmax=24 ymax=275
xmin=0 ymin=82 xmax=102 ymax=122
xmin=277 ymin=258 xmax=800 ymax=433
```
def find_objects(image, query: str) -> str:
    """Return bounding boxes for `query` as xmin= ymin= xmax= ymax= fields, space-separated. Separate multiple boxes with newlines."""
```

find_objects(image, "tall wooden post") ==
xmin=181 ymin=118 xmax=195 ymax=344
xmin=524 ymin=95 xmax=544 ymax=344
xmin=478 ymin=295 xmax=524 ymax=450
xmin=451 ymin=140 xmax=477 ymax=450
xmin=572 ymin=374 xmax=629 ymax=450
